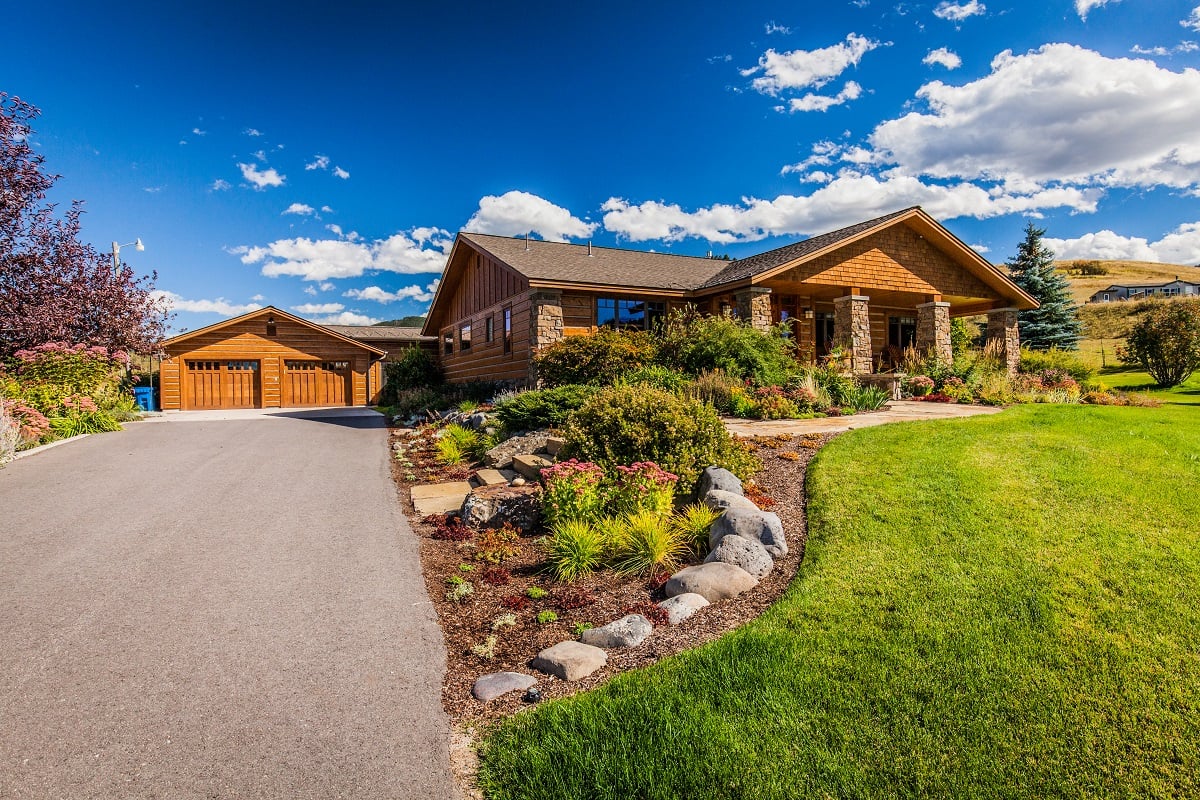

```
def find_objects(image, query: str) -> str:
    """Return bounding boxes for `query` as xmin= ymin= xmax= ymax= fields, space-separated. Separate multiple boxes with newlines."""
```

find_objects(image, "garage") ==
xmin=159 ymin=307 xmax=386 ymax=411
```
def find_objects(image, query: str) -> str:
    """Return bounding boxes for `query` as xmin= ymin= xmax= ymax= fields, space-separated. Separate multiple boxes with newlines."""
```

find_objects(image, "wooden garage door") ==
xmin=283 ymin=360 xmax=351 ymax=407
xmin=184 ymin=360 xmax=261 ymax=410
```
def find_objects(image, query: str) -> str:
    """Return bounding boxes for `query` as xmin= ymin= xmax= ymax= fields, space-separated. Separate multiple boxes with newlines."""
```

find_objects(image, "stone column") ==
xmin=528 ymin=290 xmax=564 ymax=385
xmin=833 ymin=294 xmax=872 ymax=375
xmin=734 ymin=287 xmax=772 ymax=332
xmin=986 ymin=307 xmax=1020 ymax=376
xmin=916 ymin=301 xmax=953 ymax=364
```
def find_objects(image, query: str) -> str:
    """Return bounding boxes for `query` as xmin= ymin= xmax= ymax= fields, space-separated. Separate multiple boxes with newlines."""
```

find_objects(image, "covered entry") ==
xmin=159 ymin=307 xmax=386 ymax=411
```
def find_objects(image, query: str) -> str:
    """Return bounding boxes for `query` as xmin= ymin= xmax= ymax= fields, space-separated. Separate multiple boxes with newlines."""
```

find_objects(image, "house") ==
xmin=321 ymin=324 xmax=438 ymax=365
xmin=421 ymin=206 xmax=1038 ymax=381
xmin=1087 ymin=278 xmax=1200 ymax=303
xmin=158 ymin=307 xmax=406 ymax=410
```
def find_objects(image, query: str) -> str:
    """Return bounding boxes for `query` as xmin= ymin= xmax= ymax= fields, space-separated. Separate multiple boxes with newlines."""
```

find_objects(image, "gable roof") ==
xmin=459 ymin=232 xmax=730 ymax=291
xmin=160 ymin=306 xmax=387 ymax=356
xmin=323 ymin=325 xmax=435 ymax=342
xmin=1093 ymin=278 xmax=1199 ymax=292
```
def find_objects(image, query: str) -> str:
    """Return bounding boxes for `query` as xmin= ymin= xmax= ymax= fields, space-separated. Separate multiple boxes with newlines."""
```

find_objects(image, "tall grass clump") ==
xmin=610 ymin=511 xmax=690 ymax=576
xmin=545 ymin=519 xmax=608 ymax=582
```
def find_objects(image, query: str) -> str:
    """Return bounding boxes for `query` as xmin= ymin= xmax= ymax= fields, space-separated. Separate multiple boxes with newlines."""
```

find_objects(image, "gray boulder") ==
xmin=658 ymin=593 xmax=710 ymax=624
xmin=703 ymin=489 xmax=759 ymax=513
xmin=531 ymin=641 xmax=608 ymax=681
xmin=484 ymin=432 xmax=552 ymax=469
xmin=461 ymin=485 xmax=541 ymax=530
xmin=664 ymin=562 xmax=758 ymax=603
xmin=472 ymin=672 xmax=537 ymax=702
xmin=465 ymin=412 xmax=490 ymax=430
xmin=699 ymin=466 xmax=744 ymax=497
xmin=581 ymin=614 xmax=653 ymax=648
xmin=705 ymin=533 xmax=774 ymax=579
xmin=708 ymin=507 xmax=788 ymax=558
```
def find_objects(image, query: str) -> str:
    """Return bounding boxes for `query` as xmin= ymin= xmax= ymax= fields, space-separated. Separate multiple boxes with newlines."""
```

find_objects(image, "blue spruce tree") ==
xmin=1005 ymin=223 xmax=1082 ymax=350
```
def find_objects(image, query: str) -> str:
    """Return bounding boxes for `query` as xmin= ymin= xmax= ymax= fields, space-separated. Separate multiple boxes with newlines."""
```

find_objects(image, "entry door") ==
xmin=283 ymin=360 xmax=352 ymax=407
xmin=184 ymin=360 xmax=261 ymax=409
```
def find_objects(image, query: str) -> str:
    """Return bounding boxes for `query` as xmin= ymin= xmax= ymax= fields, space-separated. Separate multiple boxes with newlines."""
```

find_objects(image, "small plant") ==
xmin=536 ymin=610 xmax=559 ymax=624
xmin=427 ymin=515 xmax=472 ymax=541
xmin=471 ymin=635 xmax=498 ymax=660
xmin=611 ymin=461 xmax=679 ymax=517
xmin=446 ymin=575 xmax=466 ymax=585
xmin=446 ymin=580 xmax=475 ymax=603
xmin=435 ymin=436 xmax=466 ymax=466
xmin=571 ymin=622 xmax=593 ymax=637
xmin=475 ymin=523 xmax=520 ymax=564
xmin=545 ymin=519 xmax=607 ymax=582
xmin=552 ymin=586 xmax=598 ymax=610
xmin=540 ymin=459 xmax=606 ymax=527
xmin=480 ymin=565 xmax=512 ymax=586
xmin=525 ymin=586 xmax=548 ymax=600
xmin=647 ymin=570 xmax=671 ymax=592
xmin=457 ymin=399 xmax=479 ymax=414
xmin=491 ymin=613 xmax=518 ymax=631
xmin=742 ymin=483 xmax=777 ymax=509
xmin=458 ymin=563 xmax=474 ymax=572
xmin=844 ymin=384 xmax=891 ymax=412
xmin=669 ymin=503 xmax=722 ymax=553
xmin=611 ymin=510 xmax=690 ymax=577
xmin=501 ymin=594 xmax=533 ymax=611
xmin=623 ymin=602 xmax=670 ymax=627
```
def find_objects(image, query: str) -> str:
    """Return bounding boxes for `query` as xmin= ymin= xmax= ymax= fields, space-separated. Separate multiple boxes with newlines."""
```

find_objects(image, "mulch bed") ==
xmin=389 ymin=428 xmax=832 ymax=726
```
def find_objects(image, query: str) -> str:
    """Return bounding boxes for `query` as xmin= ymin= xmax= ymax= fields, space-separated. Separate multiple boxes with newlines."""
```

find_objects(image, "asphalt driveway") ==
xmin=0 ymin=410 xmax=458 ymax=799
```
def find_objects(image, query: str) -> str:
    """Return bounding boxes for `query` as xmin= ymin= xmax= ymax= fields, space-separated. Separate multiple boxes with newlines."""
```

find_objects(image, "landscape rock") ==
xmin=664 ymin=562 xmax=758 ymax=603
xmin=531 ymin=641 xmax=608 ymax=681
xmin=658 ymin=593 xmax=710 ymax=624
xmin=708 ymin=507 xmax=788 ymax=558
xmin=460 ymin=485 xmax=541 ymax=530
xmin=705 ymin=533 xmax=774 ymax=579
xmin=472 ymin=468 xmax=509 ymax=487
xmin=544 ymin=436 xmax=566 ymax=457
xmin=512 ymin=453 xmax=555 ymax=482
xmin=703 ymin=489 xmax=759 ymax=513
xmin=699 ymin=466 xmax=744 ymax=497
xmin=472 ymin=672 xmax=537 ymax=702
xmin=465 ymin=412 xmax=490 ymax=430
xmin=581 ymin=614 xmax=653 ymax=648
xmin=484 ymin=432 xmax=551 ymax=469
xmin=511 ymin=477 xmax=527 ymax=487
xmin=411 ymin=481 xmax=473 ymax=516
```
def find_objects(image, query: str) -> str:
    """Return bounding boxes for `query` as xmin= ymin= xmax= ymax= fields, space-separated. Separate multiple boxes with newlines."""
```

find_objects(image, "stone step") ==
xmin=544 ymin=436 xmax=566 ymax=456
xmin=410 ymin=481 xmax=473 ymax=516
xmin=511 ymin=453 xmax=554 ymax=482
xmin=472 ymin=468 xmax=509 ymax=487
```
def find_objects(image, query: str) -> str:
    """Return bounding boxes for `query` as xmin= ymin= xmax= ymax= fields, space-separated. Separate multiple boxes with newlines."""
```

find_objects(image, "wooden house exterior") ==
xmin=159 ymin=307 xmax=388 ymax=410
xmin=422 ymin=207 xmax=1039 ymax=382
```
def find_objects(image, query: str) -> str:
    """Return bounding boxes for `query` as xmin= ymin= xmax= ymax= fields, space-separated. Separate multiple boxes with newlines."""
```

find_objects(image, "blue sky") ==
xmin=9 ymin=0 xmax=1200 ymax=333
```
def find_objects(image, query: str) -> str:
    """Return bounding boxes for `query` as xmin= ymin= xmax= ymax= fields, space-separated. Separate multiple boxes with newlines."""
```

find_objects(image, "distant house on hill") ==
xmin=1087 ymin=278 xmax=1200 ymax=303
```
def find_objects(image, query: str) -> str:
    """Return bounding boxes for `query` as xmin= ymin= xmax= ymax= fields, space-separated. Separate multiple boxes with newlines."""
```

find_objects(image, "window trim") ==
xmin=503 ymin=306 xmax=512 ymax=354
xmin=459 ymin=322 xmax=472 ymax=352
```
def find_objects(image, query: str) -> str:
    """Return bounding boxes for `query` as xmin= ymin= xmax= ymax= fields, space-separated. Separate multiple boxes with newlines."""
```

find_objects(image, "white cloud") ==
xmin=1076 ymin=0 xmax=1118 ymax=21
xmin=970 ymin=243 xmax=990 ymax=254
xmin=309 ymin=311 xmax=381 ymax=325
xmin=742 ymin=33 xmax=881 ymax=95
xmin=291 ymin=302 xmax=345 ymax=314
xmin=151 ymin=291 xmax=262 ymax=316
xmin=250 ymin=294 xmax=265 ymax=301
xmin=1045 ymin=221 xmax=1200 ymax=264
xmin=143 ymin=186 xmax=163 ymax=194
xmin=601 ymin=172 xmax=1098 ymax=244
xmin=211 ymin=179 xmax=231 ymax=192
xmin=465 ymin=190 xmax=597 ymax=242
xmin=192 ymin=127 xmax=206 ymax=136
xmin=1185 ymin=6 xmax=1200 ymax=32
xmin=343 ymin=280 xmax=441 ymax=304
xmin=923 ymin=47 xmax=962 ymax=69
xmin=765 ymin=21 xmax=791 ymax=34
xmin=245 ymin=128 xmax=263 ymax=137
xmin=319 ymin=282 xmax=335 ymax=291
xmin=933 ymin=1 xmax=985 ymax=21
xmin=253 ymin=149 xmax=267 ymax=161
xmin=306 ymin=155 xmax=330 ymax=171
xmin=236 ymin=228 xmax=454 ymax=281
xmin=866 ymin=44 xmax=1200 ymax=191
xmin=787 ymin=81 xmax=862 ymax=112
xmin=1130 ymin=42 xmax=1199 ymax=56
xmin=282 ymin=203 xmax=316 ymax=216
xmin=321 ymin=205 xmax=333 ymax=213
xmin=303 ymin=286 xmax=318 ymax=296
xmin=238 ymin=162 xmax=285 ymax=190
xmin=333 ymin=166 xmax=350 ymax=180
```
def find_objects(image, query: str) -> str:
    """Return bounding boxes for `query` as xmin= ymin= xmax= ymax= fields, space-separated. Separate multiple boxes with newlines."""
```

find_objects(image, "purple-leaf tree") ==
xmin=0 ymin=93 xmax=170 ymax=359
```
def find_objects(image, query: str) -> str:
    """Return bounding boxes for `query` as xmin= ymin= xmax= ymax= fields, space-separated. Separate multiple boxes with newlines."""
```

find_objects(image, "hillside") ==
xmin=1056 ymin=259 xmax=1200 ymax=304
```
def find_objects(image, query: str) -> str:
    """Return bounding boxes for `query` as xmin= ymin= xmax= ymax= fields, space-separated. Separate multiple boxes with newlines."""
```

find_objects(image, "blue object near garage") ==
xmin=133 ymin=386 xmax=156 ymax=412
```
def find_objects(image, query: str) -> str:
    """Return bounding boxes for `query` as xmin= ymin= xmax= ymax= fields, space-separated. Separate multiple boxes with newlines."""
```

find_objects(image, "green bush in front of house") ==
xmin=492 ymin=384 xmax=599 ymax=431
xmin=563 ymin=384 xmax=757 ymax=494
xmin=654 ymin=311 xmax=797 ymax=387
xmin=533 ymin=329 xmax=658 ymax=387
xmin=382 ymin=347 xmax=442 ymax=402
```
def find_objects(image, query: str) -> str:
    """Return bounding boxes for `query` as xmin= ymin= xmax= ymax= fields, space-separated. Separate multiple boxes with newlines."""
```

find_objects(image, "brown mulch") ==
xmin=389 ymin=428 xmax=832 ymax=726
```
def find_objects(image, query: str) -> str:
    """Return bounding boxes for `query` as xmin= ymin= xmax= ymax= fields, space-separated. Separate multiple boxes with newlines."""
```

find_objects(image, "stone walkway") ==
xmin=723 ymin=400 xmax=1002 ymax=438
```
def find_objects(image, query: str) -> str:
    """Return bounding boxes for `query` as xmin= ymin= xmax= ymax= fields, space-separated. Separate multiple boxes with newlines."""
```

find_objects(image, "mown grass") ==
xmin=1093 ymin=365 xmax=1200 ymax=406
xmin=477 ymin=405 xmax=1200 ymax=799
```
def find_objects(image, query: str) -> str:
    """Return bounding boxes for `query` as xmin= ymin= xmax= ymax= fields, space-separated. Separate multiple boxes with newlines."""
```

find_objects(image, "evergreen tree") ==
xmin=1005 ymin=223 xmax=1082 ymax=350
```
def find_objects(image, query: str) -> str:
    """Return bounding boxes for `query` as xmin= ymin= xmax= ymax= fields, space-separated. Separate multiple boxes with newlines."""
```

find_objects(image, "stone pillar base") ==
xmin=985 ymin=307 xmax=1020 ymax=376
xmin=833 ymin=295 xmax=872 ymax=375
xmin=528 ymin=290 xmax=564 ymax=385
xmin=916 ymin=301 xmax=952 ymax=364
xmin=734 ymin=287 xmax=773 ymax=332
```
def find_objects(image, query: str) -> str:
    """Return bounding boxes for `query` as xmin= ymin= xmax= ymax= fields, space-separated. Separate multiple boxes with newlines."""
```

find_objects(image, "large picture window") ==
xmin=597 ymin=297 xmax=666 ymax=330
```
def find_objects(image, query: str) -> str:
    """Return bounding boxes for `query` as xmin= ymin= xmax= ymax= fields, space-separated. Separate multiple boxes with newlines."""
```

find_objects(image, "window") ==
xmin=888 ymin=316 xmax=917 ymax=349
xmin=485 ymin=316 xmax=495 ymax=343
xmin=503 ymin=307 xmax=512 ymax=354
xmin=460 ymin=323 xmax=472 ymax=351
xmin=815 ymin=312 xmax=836 ymax=355
xmin=597 ymin=297 xmax=666 ymax=330
xmin=1103 ymin=293 xmax=1111 ymax=302
xmin=227 ymin=361 xmax=259 ymax=371
xmin=443 ymin=329 xmax=453 ymax=355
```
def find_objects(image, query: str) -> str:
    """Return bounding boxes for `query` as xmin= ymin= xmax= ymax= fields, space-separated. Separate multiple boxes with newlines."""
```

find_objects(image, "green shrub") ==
xmin=533 ymin=329 xmax=658 ymax=387
xmin=1118 ymin=300 xmax=1200 ymax=387
xmin=9 ymin=342 xmax=129 ymax=416
xmin=390 ymin=387 xmax=445 ymax=418
xmin=536 ymin=610 xmax=559 ymax=624
xmin=655 ymin=312 xmax=796 ymax=386
xmin=563 ymin=385 xmax=757 ymax=494
xmin=540 ymin=460 xmax=606 ymax=528
xmin=492 ymin=385 xmax=598 ymax=431
xmin=843 ymin=385 xmax=891 ymax=412
xmin=610 ymin=461 xmax=678 ymax=517
xmin=610 ymin=510 xmax=690 ymax=576
xmin=685 ymin=369 xmax=741 ymax=412
xmin=545 ymin=520 xmax=607 ymax=582
xmin=1019 ymin=347 xmax=1096 ymax=385
xmin=669 ymin=503 xmax=722 ymax=554
xmin=435 ymin=435 xmax=466 ymax=466
xmin=381 ymin=347 xmax=442 ymax=401
xmin=619 ymin=364 xmax=692 ymax=392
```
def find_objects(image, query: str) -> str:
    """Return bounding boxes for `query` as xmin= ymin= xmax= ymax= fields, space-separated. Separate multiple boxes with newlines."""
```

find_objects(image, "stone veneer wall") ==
xmin=985 ymin=307 xmax=1020 ymax=376
xmin=528 ymin=290 xmax=564 ymax=385
xmin=916 ymin=301 xmax=953 ymax=364
xmin=833 ymin=295 xmax=872 ymax=374
xmin=734 ymin=288 xmax=773 ymax=332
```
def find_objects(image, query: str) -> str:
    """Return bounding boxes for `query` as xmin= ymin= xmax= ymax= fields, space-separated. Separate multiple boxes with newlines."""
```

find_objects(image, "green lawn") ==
xmin=1094 ymin=365 xmax=1200 ymax=406
xmin=478 ymin=405 xmax=1200 ymax=799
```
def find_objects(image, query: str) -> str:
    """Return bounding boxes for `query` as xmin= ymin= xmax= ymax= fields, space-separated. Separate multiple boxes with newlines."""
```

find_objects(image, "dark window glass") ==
xmin=443 ymin=330 xmax=453 ymax=355
xmin=460 ymin=323 xmax=472 ymax=351
xmin=598 ymin=297 xmax=662 ymax=330
xmin=647 ymin=301 xmax=666 ymax=330
xmin=889 ymin=316 xmax=917 ymax=349
xmin=485 ymin=316 xmax=494 ymax=343
xmin=816 ymin=312 xmax=836 ymax=355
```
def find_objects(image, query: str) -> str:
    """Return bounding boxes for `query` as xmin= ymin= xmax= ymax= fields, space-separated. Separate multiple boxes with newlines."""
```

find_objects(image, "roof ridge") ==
xmin=459 ymin=231 xmax=722 ymax=262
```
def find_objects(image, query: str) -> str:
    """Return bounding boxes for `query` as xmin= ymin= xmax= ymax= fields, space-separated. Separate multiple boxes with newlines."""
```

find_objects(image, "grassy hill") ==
xmin=1056 ymin=259 xmax=1200 ymax=304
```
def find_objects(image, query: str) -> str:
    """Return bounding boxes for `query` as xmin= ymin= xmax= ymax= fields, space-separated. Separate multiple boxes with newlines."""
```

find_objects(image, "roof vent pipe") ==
xmin=525 ymin=233 xmax=531 ymax=251
xmin=587 ymin=241 xmax=593 ymax=256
